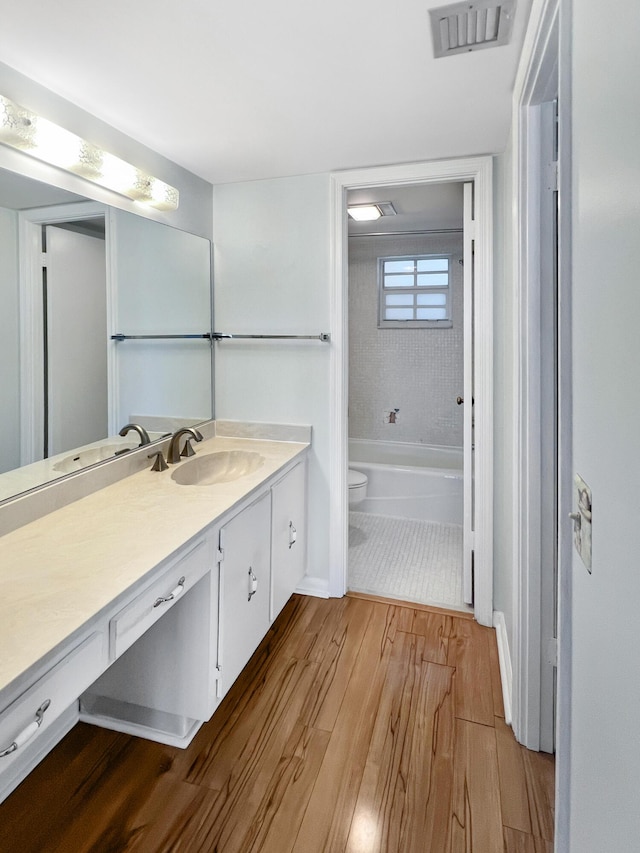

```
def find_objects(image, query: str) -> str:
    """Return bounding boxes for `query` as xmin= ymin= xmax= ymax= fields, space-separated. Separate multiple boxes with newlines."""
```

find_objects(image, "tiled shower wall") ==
xmin=348 ymin=232 xmax=463 ymax=447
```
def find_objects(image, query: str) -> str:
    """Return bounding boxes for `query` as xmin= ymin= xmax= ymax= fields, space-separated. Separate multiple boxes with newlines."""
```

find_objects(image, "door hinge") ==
xmin=546 ymin=160 xmax=558 ymax=192
xmin=215 ymin=664 xmax=222 ymax=698
xmin=216 ymin=548 xmax=224 ymax=564
xmin=546 ymin=637 xmax=558 ymax=667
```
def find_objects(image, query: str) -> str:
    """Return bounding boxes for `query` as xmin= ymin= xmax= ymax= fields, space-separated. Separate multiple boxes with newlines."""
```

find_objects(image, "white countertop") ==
xmin=0 ymin=434 xmax=308 ymax=697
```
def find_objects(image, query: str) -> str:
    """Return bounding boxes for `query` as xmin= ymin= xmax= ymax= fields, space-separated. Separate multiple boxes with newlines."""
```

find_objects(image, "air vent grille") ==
xmin=430 ymin=0 xmax=516 ymax=57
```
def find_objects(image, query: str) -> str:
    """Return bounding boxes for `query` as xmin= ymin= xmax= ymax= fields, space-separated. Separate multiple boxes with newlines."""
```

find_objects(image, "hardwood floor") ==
xmin=0 ymin=594 xmax=555 ymax=852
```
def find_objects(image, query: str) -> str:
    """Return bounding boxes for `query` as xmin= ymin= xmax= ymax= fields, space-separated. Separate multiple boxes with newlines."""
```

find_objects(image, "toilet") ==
xmin=348 ymin=468 xmax=368 ymax=506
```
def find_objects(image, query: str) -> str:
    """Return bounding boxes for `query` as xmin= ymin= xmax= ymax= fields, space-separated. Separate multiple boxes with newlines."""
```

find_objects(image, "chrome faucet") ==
xmin=119 ymin=423 xmax=151 ymax=446
xmin=166 ymin=427 xmax=204 ymax=464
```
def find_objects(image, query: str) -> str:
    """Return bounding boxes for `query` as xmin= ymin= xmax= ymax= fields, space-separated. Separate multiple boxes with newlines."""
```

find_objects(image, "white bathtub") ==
xmin=349 ymin=439 xmax=463 ymax=525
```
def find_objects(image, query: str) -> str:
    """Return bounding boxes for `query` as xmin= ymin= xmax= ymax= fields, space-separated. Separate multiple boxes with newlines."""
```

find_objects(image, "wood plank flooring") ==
xmin=0 ymin=594 xmax=555 ymax=852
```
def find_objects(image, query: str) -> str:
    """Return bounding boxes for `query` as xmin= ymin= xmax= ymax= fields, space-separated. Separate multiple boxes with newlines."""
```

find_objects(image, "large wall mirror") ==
xmin=0 ymin=168 xmax=213 ymax=504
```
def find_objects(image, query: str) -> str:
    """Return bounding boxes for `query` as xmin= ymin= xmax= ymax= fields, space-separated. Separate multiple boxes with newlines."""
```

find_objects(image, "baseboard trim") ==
xmin=493 ymin=610 xmax=513 ymax=725
xmin=295 ymin=575 xmax=330 ymax=598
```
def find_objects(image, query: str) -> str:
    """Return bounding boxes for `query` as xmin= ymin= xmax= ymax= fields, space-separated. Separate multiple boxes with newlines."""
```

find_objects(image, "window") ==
xmin=378 ymin=254 xmax=452 ymax=328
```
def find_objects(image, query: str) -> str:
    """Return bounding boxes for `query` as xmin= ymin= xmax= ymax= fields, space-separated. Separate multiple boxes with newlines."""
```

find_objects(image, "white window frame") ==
xmin=377 ymin=253 xmax=453 ymax=328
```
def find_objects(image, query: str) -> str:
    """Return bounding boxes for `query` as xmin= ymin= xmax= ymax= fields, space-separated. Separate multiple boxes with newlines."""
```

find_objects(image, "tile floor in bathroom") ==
xmin=348 ymin=511 xmax=471 ymax=612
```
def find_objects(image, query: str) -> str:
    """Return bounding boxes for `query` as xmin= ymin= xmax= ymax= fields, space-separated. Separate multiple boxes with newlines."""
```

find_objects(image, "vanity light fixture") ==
xmin=347 ymin=202 xmax=397 ymax=221
xmin=0 ymin=95 xmax=179 ymax=210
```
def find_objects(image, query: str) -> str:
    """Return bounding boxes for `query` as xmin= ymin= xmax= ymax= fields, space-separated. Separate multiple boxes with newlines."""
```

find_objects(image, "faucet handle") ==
xmin=181 ymin=438 xmax=196 ymax=458
xmin=148 ymin=450 xmax=169 ymax=472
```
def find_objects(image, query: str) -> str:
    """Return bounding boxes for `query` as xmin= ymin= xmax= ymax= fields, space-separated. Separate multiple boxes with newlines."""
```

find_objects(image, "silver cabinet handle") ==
xmin=1 ymin=699 xmax=51 ymax=757
xmin=153 ymin=576 xmax=185 ymax=608
xmin=289 ymin=521 xmax=297 ymax=549
xmin=248 ymin=567 xmax=258 ymax=601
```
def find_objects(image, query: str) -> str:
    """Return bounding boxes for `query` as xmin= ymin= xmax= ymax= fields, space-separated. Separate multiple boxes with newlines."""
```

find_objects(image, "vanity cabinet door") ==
xmin=218 ymin=491 xmax=271 ymax=699
xmin=271 ymin=460 xmax=307 ymax=621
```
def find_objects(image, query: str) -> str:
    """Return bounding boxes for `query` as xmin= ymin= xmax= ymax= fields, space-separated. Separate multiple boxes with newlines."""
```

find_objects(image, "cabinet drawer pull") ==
xmin=1 ymin=699 xmax=51 ymax=757
xmin=248 ymin=567 xmax=258 ymax=601
xmin=153 ymin=576 xmax=185 ymax=608
xmin=289 ymin=521 xmax=297 ymax=549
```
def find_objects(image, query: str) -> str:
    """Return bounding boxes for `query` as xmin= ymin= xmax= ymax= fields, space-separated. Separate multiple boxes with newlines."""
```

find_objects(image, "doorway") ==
xmin=328 ymin=157 xmax=494 ymax=628
xmin=345 ymin=181 xmax=469 ymax=610
xmin=18 ymin=201 xmax=108 ymax=465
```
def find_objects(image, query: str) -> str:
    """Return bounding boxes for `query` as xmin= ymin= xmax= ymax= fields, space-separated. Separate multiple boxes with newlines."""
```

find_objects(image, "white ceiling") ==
xmin=347 ymin=182 xmax=463 ymax=234
xmin=0 ymin=0 xmax=531 ymax=186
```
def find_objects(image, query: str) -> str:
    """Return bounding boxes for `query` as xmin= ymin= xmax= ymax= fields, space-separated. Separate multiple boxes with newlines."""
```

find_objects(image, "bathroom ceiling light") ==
xmin=430 ymin=0 xmax=516 ymax=58
xmin=0 ymin=95 xmax=179 ymax=210
xmin=347 ymin=202 xmax=397 ymax=221
xmin=348 ymin=204 xmax=382 ymax=222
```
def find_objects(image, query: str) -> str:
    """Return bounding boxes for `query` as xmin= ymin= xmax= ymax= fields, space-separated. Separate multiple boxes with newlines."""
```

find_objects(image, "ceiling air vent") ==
xmin=430 ymin=0 xmax=516 ymax=57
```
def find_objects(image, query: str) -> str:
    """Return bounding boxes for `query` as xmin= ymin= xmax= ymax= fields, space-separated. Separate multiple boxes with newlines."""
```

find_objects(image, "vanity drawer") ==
xmin=0 ymin=632 xmax=104 ymax=769
xmin=110 ymin=537 xmax=210 ymax=660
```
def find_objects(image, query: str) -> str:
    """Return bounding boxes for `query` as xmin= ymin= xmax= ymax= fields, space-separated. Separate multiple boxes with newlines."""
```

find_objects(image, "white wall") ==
xmin=0 ymin=207 xmax=19 ymax=475
xmin=565 ymin=0 xmax=640 ymax=848
xmin=212 ymin=174 xmax=331 ymax=588
xmin=348 ymin=232 xmax=464 ymax=447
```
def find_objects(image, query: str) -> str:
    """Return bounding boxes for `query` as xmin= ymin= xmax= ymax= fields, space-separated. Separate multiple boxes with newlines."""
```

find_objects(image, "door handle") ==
xmin=456 ymin=396 xmax=464 ymax=405
xmin=248 ymin=567 xmax=258 ymax=601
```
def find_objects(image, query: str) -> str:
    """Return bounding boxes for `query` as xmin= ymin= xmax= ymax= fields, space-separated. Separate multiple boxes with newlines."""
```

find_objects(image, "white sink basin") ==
xmin=54 ymin=444 xmax=135 ymax=473
xmin=171 ymin=450 xmax=265 ymax=486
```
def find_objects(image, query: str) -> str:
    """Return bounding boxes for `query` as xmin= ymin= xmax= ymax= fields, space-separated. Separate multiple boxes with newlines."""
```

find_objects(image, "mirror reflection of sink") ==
xmin=171 ymin=450 xmax=265 ymax=486
xmin=54 ymin=444 xmax=135 ymax=474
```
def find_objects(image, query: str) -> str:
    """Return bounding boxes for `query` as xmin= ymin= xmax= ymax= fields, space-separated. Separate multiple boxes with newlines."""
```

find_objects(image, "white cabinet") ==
xmin=0 ymin=632 xmax=105 ymax=802
xmin=0 ymin=445 xmax=308 ymax=803
xmin=271 ymin=460 xmax=307 ymax=620
xmin=108 ymin=535 xmax=211 ymax=660
xmin=216 ymin=458 xmax=308 ymax=700
xmin=217 ymin=491 xmax=271 ymax=699
xmin=80 ymin=532 xmax=217 ymax=748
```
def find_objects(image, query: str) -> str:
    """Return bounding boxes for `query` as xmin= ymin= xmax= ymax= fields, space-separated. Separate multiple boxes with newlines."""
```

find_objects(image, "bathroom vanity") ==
xmin=0 ymin=427 xmax=309 ymax=804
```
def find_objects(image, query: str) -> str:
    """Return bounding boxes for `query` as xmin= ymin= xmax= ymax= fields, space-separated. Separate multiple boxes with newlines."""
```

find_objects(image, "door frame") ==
xmin=328 ymin=157 xmax=494 ymax=627
xmin=18 ymin=201 xmax=110 ymax=464
xmin=511 ymin=0 xmax=566 ymax=753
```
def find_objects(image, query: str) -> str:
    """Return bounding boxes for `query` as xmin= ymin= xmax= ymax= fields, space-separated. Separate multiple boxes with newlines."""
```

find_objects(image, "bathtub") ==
xmin=349 ymin=439 xmax=463 ymax=525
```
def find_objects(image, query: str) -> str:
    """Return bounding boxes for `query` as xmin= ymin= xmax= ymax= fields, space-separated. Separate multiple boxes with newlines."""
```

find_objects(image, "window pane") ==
xmin=417 ymin=273 xmax=449 ymax=287
xmin=416 ymin=307 xmax=448 ymax=320
xmin=384 ymin=260 xmax=415 ymax=273
xmin=417 ymin=292 xmax=446 ymax=306
xmin=417 ymin=258 xmax=449 ymax=272
xmin=384 ymin=274 xmax=414 ymax=288
xmin=386 ymin=308 xmax=414 ymax=320
xmin=386 ymin=293 xmax=413 ymax=306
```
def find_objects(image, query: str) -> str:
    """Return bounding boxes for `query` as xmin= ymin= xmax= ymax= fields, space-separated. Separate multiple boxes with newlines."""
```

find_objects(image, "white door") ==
xmin=462 ymin=182 xmax=475 ymax=604
xmin=46 ymin=226 xmax=107 ymax=456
